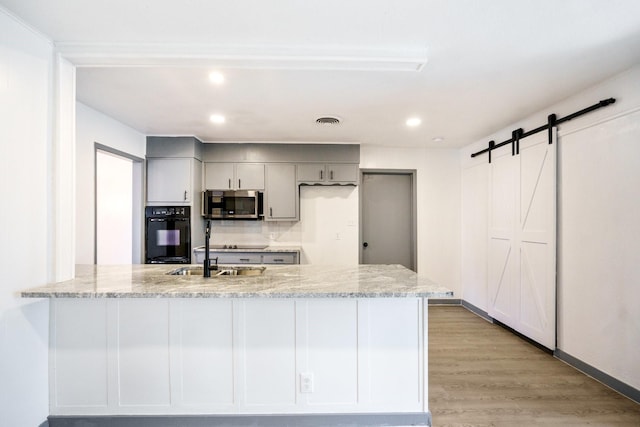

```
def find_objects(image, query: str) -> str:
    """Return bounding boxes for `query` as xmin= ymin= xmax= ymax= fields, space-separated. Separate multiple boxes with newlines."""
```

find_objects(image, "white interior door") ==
xmin=96 ymin=150 xmax=133 ymax=264
xmin=488 ymin=130 xmax=557 ymax=349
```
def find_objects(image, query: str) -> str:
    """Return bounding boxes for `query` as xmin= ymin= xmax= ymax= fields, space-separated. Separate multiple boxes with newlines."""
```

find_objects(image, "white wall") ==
xmin=299 ymin=186 xmax=359 ymax=265
xmin=75 ymin=102 xmax=146 ymax=264
xmin=460 ymin=64 xmax=640 ymax=390
xmin=0 ymin=8 xmax=52 ymax=427
xmin=360 ymin=146 xmax=461 ymax=296
xmin=460 ymin=161 xmax=489 ymax=310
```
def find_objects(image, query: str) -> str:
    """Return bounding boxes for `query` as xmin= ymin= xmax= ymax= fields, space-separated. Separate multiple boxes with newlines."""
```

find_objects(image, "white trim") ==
xmin=0 ymin=5 xmax=53 ymax=45
xmin=558 ymin=105 xmax=640 ymax=138
xmin=55 ymin=42 xmax=428 ymax=71
xmin=52 ymin=54 xmax=77 ymax=281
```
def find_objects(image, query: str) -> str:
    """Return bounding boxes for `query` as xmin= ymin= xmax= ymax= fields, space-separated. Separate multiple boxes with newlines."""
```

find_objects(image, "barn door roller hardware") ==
xmin=471 ymin=98 xmax=616 ymax=163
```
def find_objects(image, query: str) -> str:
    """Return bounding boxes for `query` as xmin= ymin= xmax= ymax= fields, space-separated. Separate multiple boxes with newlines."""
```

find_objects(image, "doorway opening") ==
xmin=95 ymin=144 xmax=144 ymax=264
xmin=359 ymin=169 xmax=417 ymax=271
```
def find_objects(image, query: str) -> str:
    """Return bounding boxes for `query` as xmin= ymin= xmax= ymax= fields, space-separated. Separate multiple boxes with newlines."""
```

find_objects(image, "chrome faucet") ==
xmin=203 ymin=220 xmax=218 ymax=277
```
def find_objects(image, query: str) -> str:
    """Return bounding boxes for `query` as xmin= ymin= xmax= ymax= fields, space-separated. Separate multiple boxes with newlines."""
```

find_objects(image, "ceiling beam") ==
xmin=55 ymin=42 xmax=428 ymax=71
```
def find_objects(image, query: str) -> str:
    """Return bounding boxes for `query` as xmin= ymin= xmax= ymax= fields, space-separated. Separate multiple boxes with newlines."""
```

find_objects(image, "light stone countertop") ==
xmin=20 ymin=264 xmax=453 ymax=299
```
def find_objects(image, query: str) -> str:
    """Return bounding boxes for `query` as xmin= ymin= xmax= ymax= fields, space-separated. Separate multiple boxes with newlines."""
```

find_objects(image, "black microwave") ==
xmin=202 ymin=190 xmax=263 ymax=219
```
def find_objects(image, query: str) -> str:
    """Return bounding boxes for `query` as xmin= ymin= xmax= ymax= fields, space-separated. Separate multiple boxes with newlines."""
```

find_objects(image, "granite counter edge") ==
xmin=21 ymin=290 xmax=454 ymax=299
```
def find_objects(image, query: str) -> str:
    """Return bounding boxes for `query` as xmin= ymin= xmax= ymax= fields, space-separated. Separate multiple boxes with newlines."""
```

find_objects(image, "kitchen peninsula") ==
xmin=22 ymin=264 xmax=452 ymax=427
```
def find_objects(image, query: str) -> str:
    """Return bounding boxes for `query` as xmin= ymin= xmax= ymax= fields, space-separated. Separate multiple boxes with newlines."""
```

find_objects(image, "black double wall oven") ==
xmin=145 ymin=206 xmax=191 ymax=264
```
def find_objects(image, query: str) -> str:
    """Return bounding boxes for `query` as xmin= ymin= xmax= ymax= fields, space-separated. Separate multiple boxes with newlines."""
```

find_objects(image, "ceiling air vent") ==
xmin=316 ymin=116 xmax=341 ymax=125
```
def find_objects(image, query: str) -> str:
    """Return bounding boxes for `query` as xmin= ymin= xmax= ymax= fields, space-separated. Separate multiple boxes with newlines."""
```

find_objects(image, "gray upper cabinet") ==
xmin=265 ymin=164 xmax=298 ymax=221
xmin=296 ymin=163 xmax=325 ymax=182
xmin=204 ymin=162 xmax=234 ymax=190
xmin=327 ymin=164 xmax=359 ymax=183
xmin=147 ymin=158 xmax=192 ymax=203
xmin=237 ymin=164 xmax=265 ymax=189
xmin=204 ymin=163 xmax=265 ymax=190
xmin=297 ymin=163 xmax=358 ymax=185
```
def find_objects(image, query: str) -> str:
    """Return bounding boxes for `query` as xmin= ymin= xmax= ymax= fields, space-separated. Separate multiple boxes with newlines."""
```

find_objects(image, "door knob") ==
xmin=363 ymin=242 xmax=369 ymax=248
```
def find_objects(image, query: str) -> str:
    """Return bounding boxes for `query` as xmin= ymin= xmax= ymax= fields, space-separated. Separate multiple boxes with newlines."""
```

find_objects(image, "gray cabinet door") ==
xmin=216 ymin=253 xmax=262 ymax=264
xmin=194 ymin=250 xmax=299 ymax=264
xmin=262 ymin=253 xmax=298 ymax=264
xmin=327 ymin=164 xmax=358 ymax=183
xmin=236 ymin=163 xmax=265 ymax=190
xmin=204 ymin=162 xmax=234 ymax=190
xmin=205 ymin=163 xmax=264 ymax=190
xmin=297 ymin=163 xmax=325 ymax=182
xmin=147 ymin=158 xmax=192 ymax=203
xmin=297 ymin=163 xmax=358 ymax=184
xmin=265 ymin=164 xmax=298 ymax=221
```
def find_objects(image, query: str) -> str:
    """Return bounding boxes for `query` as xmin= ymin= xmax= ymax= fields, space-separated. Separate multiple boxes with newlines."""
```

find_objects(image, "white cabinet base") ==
xmin=49 ymin=298 xmax=428 ymax=417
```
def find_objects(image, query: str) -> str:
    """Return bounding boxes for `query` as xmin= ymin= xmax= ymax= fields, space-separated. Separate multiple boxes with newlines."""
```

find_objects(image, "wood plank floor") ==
xmin=428 ymin=306 xmax=640 ymax=427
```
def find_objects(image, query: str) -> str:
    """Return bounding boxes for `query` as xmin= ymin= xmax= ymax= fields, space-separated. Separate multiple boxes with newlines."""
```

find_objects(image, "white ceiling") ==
xmin=3 ymin=0 xmax=640 ymax=148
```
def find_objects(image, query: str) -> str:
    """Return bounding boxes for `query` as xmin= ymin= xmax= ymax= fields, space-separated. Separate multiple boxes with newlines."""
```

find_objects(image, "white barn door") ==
xmin=488 ymin=130 xmax=557 ymax=349
xmin=488 ymin=148 xmax=518 ymax=327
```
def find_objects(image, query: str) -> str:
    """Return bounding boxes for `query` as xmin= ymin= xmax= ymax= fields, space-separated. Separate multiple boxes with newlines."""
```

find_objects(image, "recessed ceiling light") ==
xmin=406 ymin=117 xmax=422 ymax=127
xmin=432 ymin=137 xmax=445 ymax=143
xmin=209 ymin=71 xmax=225 ymax=85
xmin=209 ymin=114 xmax=225 ymax=124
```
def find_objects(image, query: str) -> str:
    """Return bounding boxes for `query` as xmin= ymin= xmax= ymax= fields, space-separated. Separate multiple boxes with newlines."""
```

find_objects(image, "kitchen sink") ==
xmin=215 ymin=266 xmax=266 ymax=276
xmin=166 ymin=266 xmax=266 ymax=276
xmin=166 ymin=266 xmax=204 ymax=276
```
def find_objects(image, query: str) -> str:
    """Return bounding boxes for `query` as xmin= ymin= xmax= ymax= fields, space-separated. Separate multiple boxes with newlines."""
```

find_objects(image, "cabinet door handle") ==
xmin=320 ymin=170 xmax=323 ymax=180
xmin=228 ymin=178 xmax=231 ymax=189
xmin=238 ymin=179 xmax=241 ymax=189
xmin=239 ymin=258 xmax=250 ymax=262
xmin=330 ymin=170 xmax=334 ymax=180
xmin=184 ymin=190 xmax=188 ymax=201
xmin=273 ymin=258 xmax=284 ymax=262
xmin=270 ymin=207 xmax=273 ymax=217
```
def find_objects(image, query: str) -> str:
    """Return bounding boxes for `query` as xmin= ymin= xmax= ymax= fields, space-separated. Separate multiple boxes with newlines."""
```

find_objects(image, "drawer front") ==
xmin=262 ymin=253 xmax=298 ymax=264
xmin=216 ymin=253 xmax=262 ymax=264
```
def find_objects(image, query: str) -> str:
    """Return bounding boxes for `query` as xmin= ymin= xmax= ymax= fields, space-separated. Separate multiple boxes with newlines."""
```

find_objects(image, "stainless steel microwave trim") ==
xmin=202 ymin=190 xmax=262 ymax=219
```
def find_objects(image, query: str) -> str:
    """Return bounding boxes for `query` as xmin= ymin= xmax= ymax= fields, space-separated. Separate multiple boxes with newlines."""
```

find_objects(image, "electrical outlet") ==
xmin=300 ymin=372 xmax=314 ymax=393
